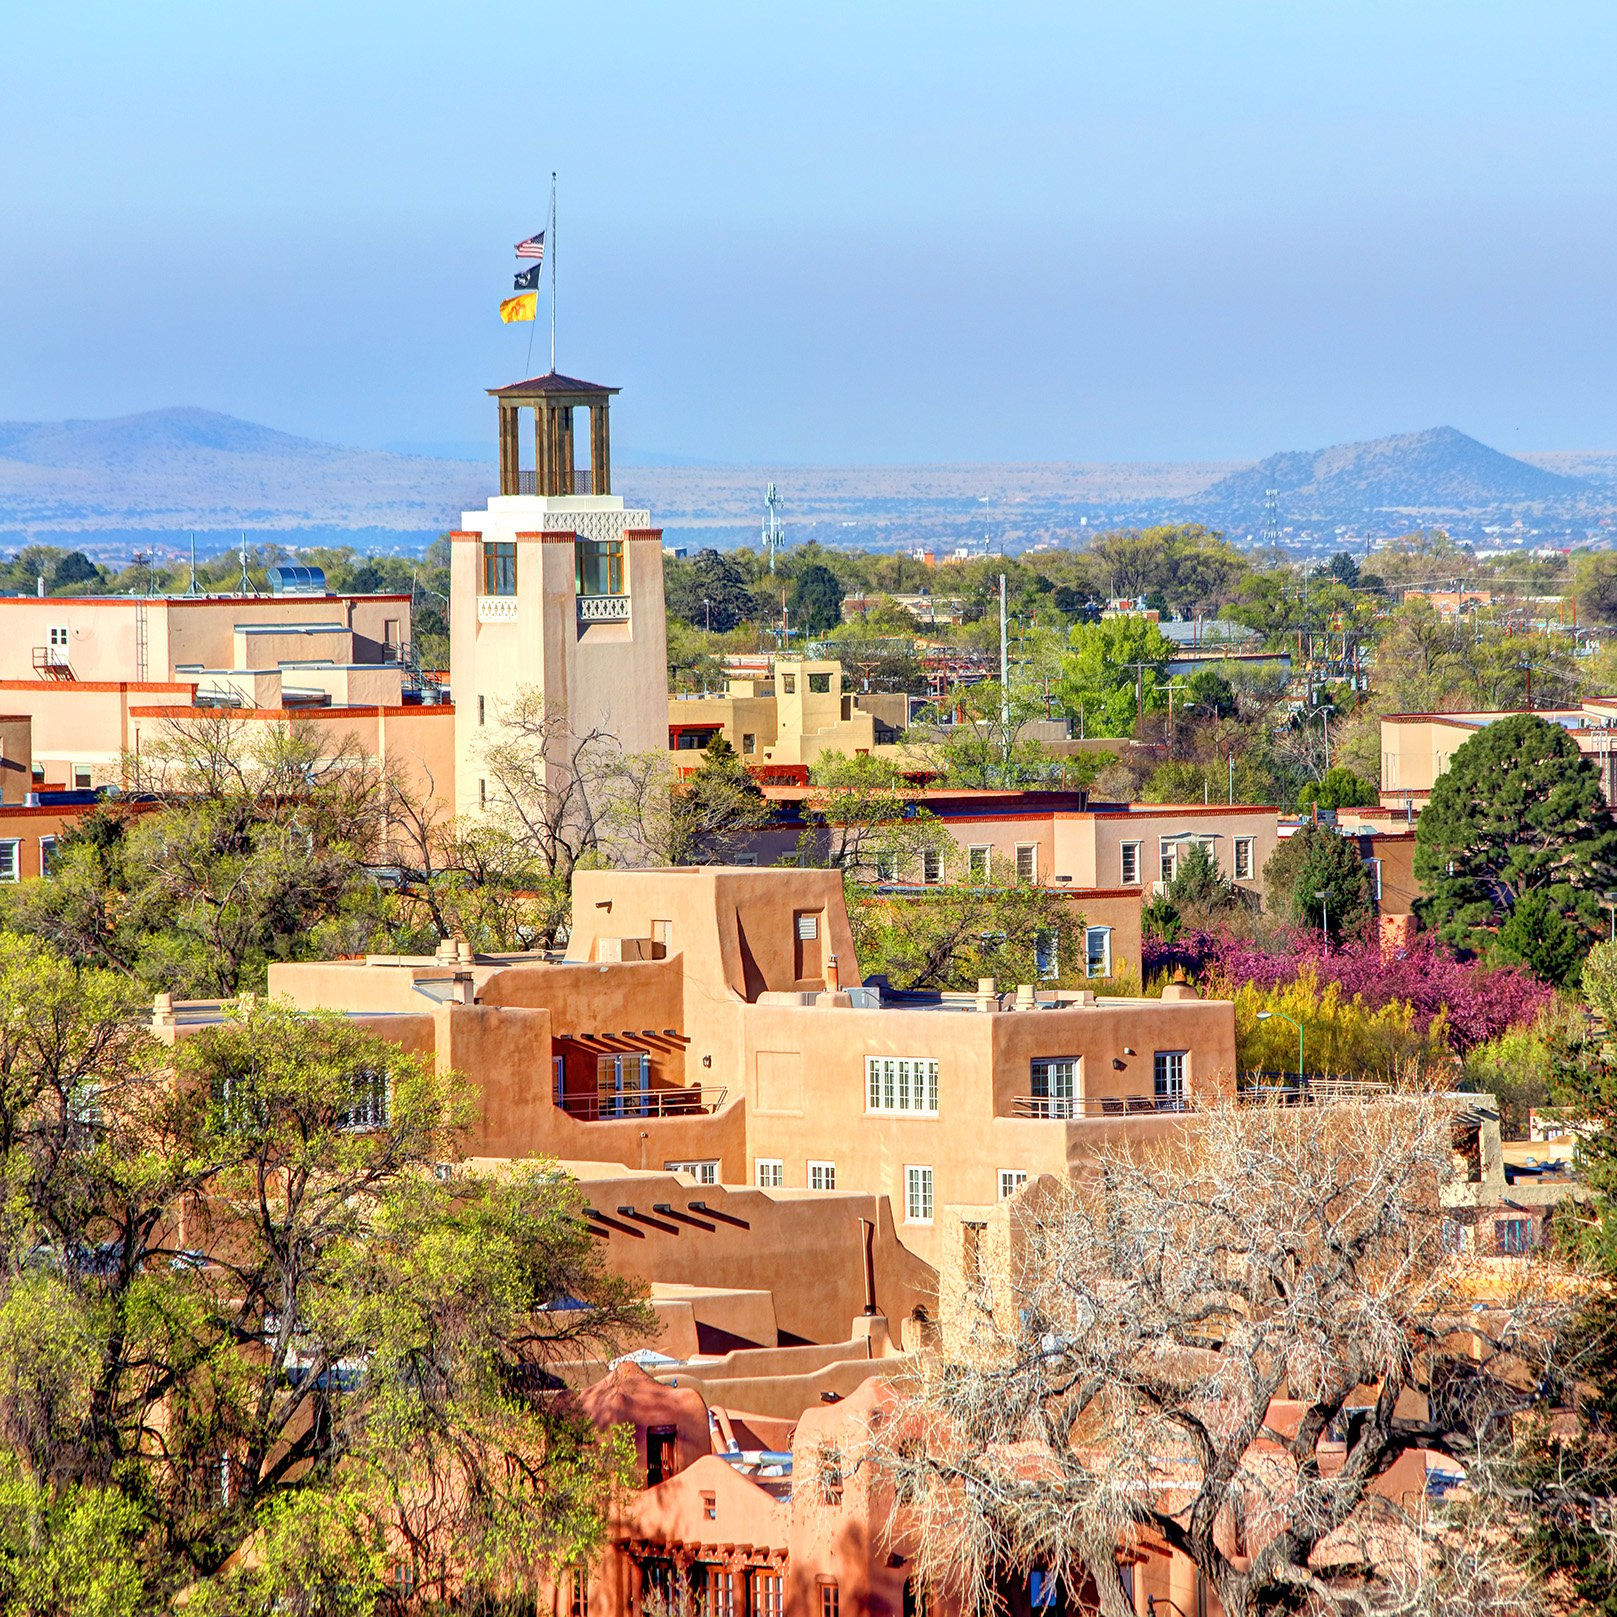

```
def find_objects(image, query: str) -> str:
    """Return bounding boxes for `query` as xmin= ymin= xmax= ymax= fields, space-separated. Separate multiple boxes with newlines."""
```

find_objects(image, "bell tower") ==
xmin=449 ymin=370 xmax=668 ymax=820
xmin=490 ymin=371 xmax=619 ymax=497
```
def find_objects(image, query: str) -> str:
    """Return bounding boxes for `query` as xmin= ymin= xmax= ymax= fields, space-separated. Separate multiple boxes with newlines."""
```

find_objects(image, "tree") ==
xmin=1414 ymin=713 xmax=1617 ymax=960
xmin=1163 ymin=840 xmax=1240 ymax=930
xmin=886 ymin=1094 xmax=1561 ymax=1617
xmin=789 ymin=562 xmax=844 ymax=637
xmin=49 ymin=551 xmax=101 ymax=592
xmin=1261 ymin=822 xmax=1374 ymax=941
xmin=606 ymin=739 xmax=773 ymax=867
xmin=1494 ymin=889 xmax=1591 ymax=987
xmin=794 ymin=752 xmax=947 ymax=884
xmin=912 ymin=679 xmax=1058 ymax=788
xmin=1297 ymin=765 xmax=1379 ymax=812
xmin=1055 ymin=615 xmax=1176 ymax=738
xmin=664 ymin=548 xmax=755 ymax=633
xmin=0 ymin=971 xmax=649 ymax=1609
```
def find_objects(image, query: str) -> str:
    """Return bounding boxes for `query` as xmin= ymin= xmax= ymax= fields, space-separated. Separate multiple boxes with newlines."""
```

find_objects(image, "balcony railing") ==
xmin=559 ymin=1085 xmax=728 ymax=1121
xmin=578 ymin=594 xmax=630 ymax=623
xmin=1010 ymin=1092 xmax=1190 ymax=1120
xmin=515 ymin=469 xmax=594 ymax=495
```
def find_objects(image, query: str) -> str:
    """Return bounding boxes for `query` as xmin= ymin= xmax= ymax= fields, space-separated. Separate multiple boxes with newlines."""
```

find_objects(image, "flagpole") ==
xmin=549 ymin=171 xmax=557 ymax=374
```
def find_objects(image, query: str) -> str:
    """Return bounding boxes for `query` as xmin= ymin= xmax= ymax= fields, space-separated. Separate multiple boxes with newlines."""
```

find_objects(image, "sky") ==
xmin=3 ymin=1 xmax=1617 ymax=467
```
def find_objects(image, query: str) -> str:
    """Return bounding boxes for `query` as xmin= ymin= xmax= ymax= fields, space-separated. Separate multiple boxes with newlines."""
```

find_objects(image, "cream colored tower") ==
xmin=451 ymin=372 xmax=669 ymax=817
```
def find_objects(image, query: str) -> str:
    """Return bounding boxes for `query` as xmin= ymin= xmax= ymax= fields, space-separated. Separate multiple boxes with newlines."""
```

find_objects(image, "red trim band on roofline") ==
xmin=0 ymin=594 xmax=410 ymax=606
xmin=128 ymin=703 xmax=454 ymax=720
xmin=0 ymin=680 xmax=196 ymax=694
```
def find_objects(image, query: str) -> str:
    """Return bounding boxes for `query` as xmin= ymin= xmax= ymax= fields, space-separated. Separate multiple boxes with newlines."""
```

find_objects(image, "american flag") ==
xmin=515 ymin=230 xmax=546 ymax=261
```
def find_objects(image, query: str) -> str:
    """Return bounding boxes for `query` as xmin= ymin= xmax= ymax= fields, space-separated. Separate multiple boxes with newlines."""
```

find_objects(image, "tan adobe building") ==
xmin=668 ymin=658 xmax=902 ymax=763
xmin=1380 ymin=701 xmax=1617 ymax=809
xmin=263 ymin=866 xmax=1237 ymax=1268
xmin=453 ymin=372 xmax=670 ymax=818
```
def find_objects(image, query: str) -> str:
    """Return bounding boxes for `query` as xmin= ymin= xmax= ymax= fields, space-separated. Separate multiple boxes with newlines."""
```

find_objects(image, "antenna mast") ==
xmin=762 ymin=483 xmax=786 ymax=572
xmin=1262 ymin=488 xmax=1281 ymax=549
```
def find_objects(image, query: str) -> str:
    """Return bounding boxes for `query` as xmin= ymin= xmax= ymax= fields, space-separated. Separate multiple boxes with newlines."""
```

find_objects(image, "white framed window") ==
xmin=1120 ymin=840 xmax=1141 ymax=885
xmin=1084 ymin=925 xmax=1112 ymax=978
xmin=0 ymin=840 xmax=18 ymax=882
xmin=1159 ymin=839 xmax=1178 ymax=882
xmin=874 ymin=850 xmax=898 ymax=883
xmin=1364 ymin=857 xmax=1382 ymax=900
xmin=998 ymin=1169 xmax=1027 ymax=1200
xmin=967 ymin=844 xmax=991 ymax=882
xmin=1153 ymin=1050 xmax=1187 ymax=1110
xmin=1035 ymin=929 xmax=1059 ymax=979
xmin=1015 ymin=843 xmax=1037 ymax=883
xmin=38 ymin=836 xmax=57 ymax=876
xmin=808 ymin=1160 xmax=836 ymax=1191
xmin=904 ymin=1165 xmax=934 ymax=1223
xmin=865 ymin=1056 xmax=940 ymax=1115
xmin=73 ymin=765 xmax=92 ymax=790
xmin=666 ymin=1159 xmax=719 ymax=1184
xmin=756 ymin=1158 xmax=783 ymax=1188
xmin=921 ymin=848 xmax=943 ymax=884
xmin=1234 ymin=837 xmax=1254 ymax=880
xmin=1029 ymin=1057 xmax=1078 ymax=1119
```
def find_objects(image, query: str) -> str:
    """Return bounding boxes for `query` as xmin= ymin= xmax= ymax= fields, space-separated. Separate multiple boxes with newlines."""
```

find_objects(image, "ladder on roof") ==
xmin=134 ymin=597 xmax=148 ymax=683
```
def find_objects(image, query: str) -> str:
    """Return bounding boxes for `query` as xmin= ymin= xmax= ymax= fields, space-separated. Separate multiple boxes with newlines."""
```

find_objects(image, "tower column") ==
xmin=498 ymin=403 xmax=520 ymax=495
xmin=592 ymin=402 xmax=612 ymax=495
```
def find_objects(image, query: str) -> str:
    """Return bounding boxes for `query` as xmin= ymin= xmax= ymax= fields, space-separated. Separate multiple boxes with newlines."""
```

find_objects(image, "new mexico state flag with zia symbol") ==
xmin=500 ymin=292 xmax=538 ymax=323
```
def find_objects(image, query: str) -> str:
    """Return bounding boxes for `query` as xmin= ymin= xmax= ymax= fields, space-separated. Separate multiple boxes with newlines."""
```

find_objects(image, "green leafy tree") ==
xmin=1163 ymin=840 xmax=1241 ymax=929
xmin=665 ymin=548 xmax=756 ymax=633
xmin=1260 ymin=822 xmax=1373 ymax=941
xmin=1055 ymin=615 xmax=1177 ymax=738
xmin=789 ymin=562 xmax=844 ymax=636
xmin=1413 ymin=713 xmax=1617 ymax=961
xmin=1295 ymin=765 xmax=1378 ymax=812
xmin=794 ymin=753 xmax=947 ymax=883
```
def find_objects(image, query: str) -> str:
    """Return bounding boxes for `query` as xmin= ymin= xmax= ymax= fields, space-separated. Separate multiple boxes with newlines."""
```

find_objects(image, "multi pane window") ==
xmin=1030 ymin=1057 xmax=1077 ymax=1119
xmin=1153 ymin=1050 xmax=1187 ymax=1110
xmin=339 ymin=1068 xmax=390 ymax=1132
xmin=0 ymin=840 xmax=18 ymax=882
xmin=569 ymin=1568 xmax=589 ymax=1617
xmin=967 ymin=845 xmax=991 ymax=882
xmin=905 ymin=1165 xmax=934 ymax=1223
xmin=1159 ymin=840 xmax=1178 ymax=882
xmin=574 ymin=537 xmax=624 ymax=596
xmin=1015 ymin=843 xmax=1037 ymax=883
xmin=921 ymin=848 xmax=944 ymax=884
xmin=706 ymin=1569 xmax=735 ymax=1617
xmin=666 ymin=1159 xmax=720 ymax=1184
xmin=1234 ymin=837 xmax=1254 ymax=880
xmin=752 ymin=1572 xmax=784 ymax=1617
xmin=1121 ymin=841 xmax=1141 ymax=885
xmin=756 ymin=1159 xmax=783 ymax=1188
xmin=808 ymin=1161 xmax=836 ymax=1190
xmin=820 ymin=1585 xmax=840 ymax=1617
xmin=866 ymin=1057 xmax=940 ymax=1115
xmin=874 ymin=850 xmax=898 ymax=883
xmin=1084 ymin=926 xmax=1111 ymax=978
xmin=481 ymin=541 xmax=516 ymax=596
xmin=999 ymin=1169 xmax=1028 ymax=1199
xmin=1496 ymin=1218 xmax=1531 ymax=1255
xmin=38 ymin=836 xmax=57 ymax=877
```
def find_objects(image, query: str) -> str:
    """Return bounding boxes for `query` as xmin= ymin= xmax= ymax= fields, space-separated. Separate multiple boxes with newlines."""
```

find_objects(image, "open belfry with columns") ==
xmin=451 ymin=370 xmax=670 ymax=816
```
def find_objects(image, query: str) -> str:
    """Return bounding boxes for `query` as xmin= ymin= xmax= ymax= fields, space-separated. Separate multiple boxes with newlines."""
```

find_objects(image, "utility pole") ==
xmin=1121 ymin=660 xmax=1153 ymax=738
xmin=999 ymin=573 xmax=1010 ymax=783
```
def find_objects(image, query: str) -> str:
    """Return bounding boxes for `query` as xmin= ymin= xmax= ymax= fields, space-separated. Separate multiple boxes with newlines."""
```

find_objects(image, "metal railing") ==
xmin=513 ymin=469 xmax=594 ymax=495
xmin=577 ymin=594 xmax=630 ymax=623
xmin=559 ymin=1085 xmax=728 ymax=1121
xmin=1009 ymin=1092 xmax=1190 ymax=1120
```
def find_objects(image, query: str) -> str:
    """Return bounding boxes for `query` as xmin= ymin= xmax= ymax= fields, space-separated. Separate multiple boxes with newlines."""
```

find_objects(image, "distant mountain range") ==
xmin=0 ymin=407 xmax=1613 ymax=559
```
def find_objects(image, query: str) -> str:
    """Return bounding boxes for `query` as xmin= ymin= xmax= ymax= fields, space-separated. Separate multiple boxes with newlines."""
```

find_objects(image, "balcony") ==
xmin=1010 ymin=1092 xmax=1190 ymax=1120
xmin=559 ymin=1085 xmax=728 ymax=1122
xmin=578 ymin=594 xmax=630 ymax=624
xmin=516 ymin=469 xmax=594 ymax=495
xmin=32 ymin=646 xmax=73 ymax=680
xmin=477 ymin=596 xmax=519 ymax=624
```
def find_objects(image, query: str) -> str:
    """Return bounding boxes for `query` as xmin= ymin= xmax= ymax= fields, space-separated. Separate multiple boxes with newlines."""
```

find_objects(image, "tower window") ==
xmin=574 ymin=538 xmax=624 ymax=597
xmin=482 ymin=542 xmax=516 ymax=596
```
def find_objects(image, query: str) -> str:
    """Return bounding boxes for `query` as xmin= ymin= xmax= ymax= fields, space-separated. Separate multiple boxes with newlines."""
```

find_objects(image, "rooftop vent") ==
xmin=266 ymin=564 xmax=327 ymax=596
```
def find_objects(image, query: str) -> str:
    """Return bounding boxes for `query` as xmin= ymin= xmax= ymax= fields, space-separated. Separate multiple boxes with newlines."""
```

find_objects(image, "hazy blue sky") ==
xmin=3 ymin=2 xmax=1616 ymax=465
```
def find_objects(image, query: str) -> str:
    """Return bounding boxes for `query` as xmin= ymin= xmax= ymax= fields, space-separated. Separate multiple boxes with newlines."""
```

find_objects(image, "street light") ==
xmin=1256 ymin=1009 xmax=1305 ymax=1088
xmin=1602 ymin=891 xmax=1617 ymax=944
xmin=1313 ymin=888 xmax=1330 ymax=955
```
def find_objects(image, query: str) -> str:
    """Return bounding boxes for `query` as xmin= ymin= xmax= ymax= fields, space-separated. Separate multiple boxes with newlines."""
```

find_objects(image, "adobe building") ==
xmin=452 ymin=372 xmax=670 ymax=817
xmin=264 ymin=866 xmax=1238 ymax=1268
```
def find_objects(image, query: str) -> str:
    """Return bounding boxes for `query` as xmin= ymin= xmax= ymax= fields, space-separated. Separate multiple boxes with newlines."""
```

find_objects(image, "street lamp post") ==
xmin=1603 ymin=891 xmax=1617 ymax=944
xmin=1257 ymin=1009 xmax=1305 ymax=1089
xmin=1313 ymin=888 xmax=1330 ymax=956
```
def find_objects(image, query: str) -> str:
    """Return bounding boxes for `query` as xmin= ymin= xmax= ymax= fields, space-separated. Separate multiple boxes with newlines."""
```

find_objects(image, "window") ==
xmin=1365 ymin=857 xmax=1383 ymax=900
xmin=921 ymin=848 xmax=943 ymax=884
xmin=808 ymin=671 xmax=832 ymax=694
xmin=707 ymin=1569 xmax=735 ymax=1617
xmin=597 ymin=1051 xmax=651 ymax=1118
xmin=1153 ymin=1050 xmax=1187 ymax=1110
xmin=339 ymin=1069 xmax=390 ymax=1131
xmin=1496 ymin=1218 xmax=1531 ymax=1255
xmin=1084 ymin=926 xmax=1112 ymax=978
xmin=1035 ymin=929 xmax=1059 ymax=979
xmin=905 ymin=1165 xmax=934 ymax=1223
xmin=46 ymin=625 xmax=68 ymax=666
xmin=874 ymin=850 xmax=898 ymax=883
xmin=478 ymin=695 xmax=485 ymax=726
xmin=999 ymin=1169 xmax=1028 ymax=1199
xmin=646 ymin=1425 xmax=679 ymax=1486
xmin=481 ymin=541 xmax=516 ymax=596
xmin=1234 ymin=837 xmax=1254 ymax=880
xmin=666 ymin=1159 xmax=719 ymax=1184
xmin=0 ymin=841 xmax=18 ymax=882
xmin=808 ymin=1160 xmax=836 ymax=1190
xmin=818 ymin=1447 xmax=844 ymax=1505
xmin=866 ymin=1057 xmax=940 ymax=1115
xmin=701 ymin=1491 xmax=718 ymax=1520
xmin=552 ymin=1053 xmax=564 ymax=1106
xmin=1015 ymin=843 xmax=1037 ymax=883
xmin=1160 ymin=840 xmax=1178 ymax=882
xmin=38 ymin=836 xmax=57 ymax=877
xmin=756 ymin=1158 xmax=783 ymax=1188
xmin=733 ymin=852 xmax=758 ymax=866
xmin=741 ymin=732 xmax=756 ymax=754
xmin=1030 ymin=1571 xmax=1059 ymax=1612
xmin=1030 ymin=1057 xmax=1077 ymax=1119
xmin=574 ymin=537 xmax=624 ymax=596
xmin=782 ymin=674 xmax=796 ymax=694
xmin=751 ymin=1571 xmax=783 ymax=1617
xmin=73 ymin=765 xmax=92 ymax=790
xmin=967 ymin=844 xmax=991 ymax=882
xmin=478 ymin=778 xmax=487 ymax=809
xmin=794 ymin=910 xmax=822 ymax=979
xmin=569 ymin=1568 xmax=589 ymax=1617
xmin=1121 ymin=841 xmax=1141 ymax=885
xmin=820 ymin=1582 xmax=841 ymax=1617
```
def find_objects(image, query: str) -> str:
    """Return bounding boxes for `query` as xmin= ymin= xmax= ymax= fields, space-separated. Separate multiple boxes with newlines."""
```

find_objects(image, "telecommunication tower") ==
xmin=762 ymin=484 xmax=786 ymax=571
xmin=1261 ymin=488 xmax=1281 ymax=549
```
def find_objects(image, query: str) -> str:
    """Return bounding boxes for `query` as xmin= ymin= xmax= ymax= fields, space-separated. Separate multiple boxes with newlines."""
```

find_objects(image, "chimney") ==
xmin=1014 ymin=983 xmax=1035 ymax=1011
xmin=435 ymin=936 xmax=457 ymax=965
xmin=451 ymin=972 xmax=475 ymax=1005
xmin=152 ymin=991 xmax=174 ymax=1029
xmin=826 ymin=953 xmax=840 ymax=992
xmin=975 ymin=976 xmax=998 ymax=1012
